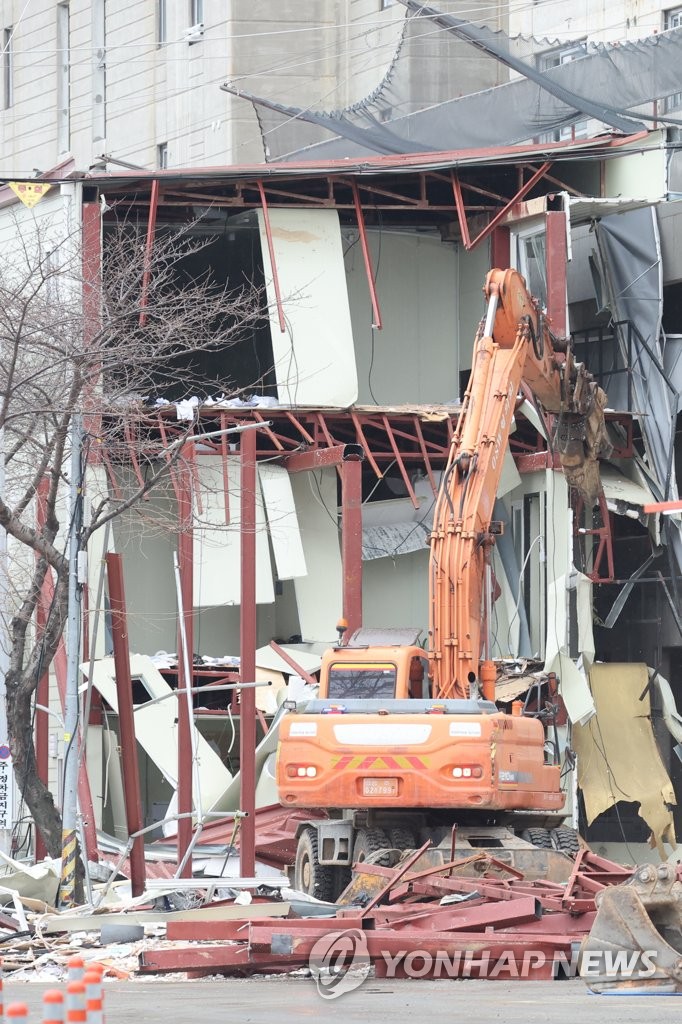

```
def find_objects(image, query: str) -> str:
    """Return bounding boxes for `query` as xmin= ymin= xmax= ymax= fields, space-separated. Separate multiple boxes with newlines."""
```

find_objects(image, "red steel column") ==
xmin=176 ymin=455 xmax=194 ymax=877
xmin=490 ymin=226 xmax=510 ymax=270
xmin=545 ymin=210 xmax=568 ymax=337
xmin=105 ymin=553 xmax=146 ymax=897
xmin=341 ymin=453 xmax=364 ymax=639
xmin=239 ymin=428 xmax=257 ymax=877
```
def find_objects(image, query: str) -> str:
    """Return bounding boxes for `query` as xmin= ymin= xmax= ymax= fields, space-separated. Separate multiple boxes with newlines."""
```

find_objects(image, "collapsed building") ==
xmin=1 ymin=5 xmax=682 ymax=884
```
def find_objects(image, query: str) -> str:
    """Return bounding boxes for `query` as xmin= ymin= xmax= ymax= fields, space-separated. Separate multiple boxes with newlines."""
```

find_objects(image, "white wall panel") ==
xmin=259 ymin=464 xmax=307 ymax=580
xmin=346 ymin=230 xmax=460 ymax=404
xmin=291 ymin=469 xmax=341 ymax=644
xmin=258 ymin=208 xmax=358 ymax=406
xmin=193 ymin=454 xmax=274 ymax=607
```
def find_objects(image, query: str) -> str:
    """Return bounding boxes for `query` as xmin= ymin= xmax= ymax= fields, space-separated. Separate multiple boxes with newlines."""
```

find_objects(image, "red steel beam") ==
xmin=268 ymin=641 xmax=318 ymax=687
xmin=139 ymin=177 xmax=160 ymax=328
xmin=453 ymin=162 xmax=553 ymax=252
xmin=350 ymin=411 xmax=382 ymax=480
xmin=382 ymin=414 xmax=419 ymax=509
xmin=341 ymin=453 xmax=364 ymax=640
xmin=490 ymin=226 xmax=511 ymax=269
xmin=239 ymin=427 xmax=257 ymax=877
xmin=176 ymin=457 xmax=194 ymax=878
xmin=285 ymin=444 xmax=346 ymax=473
xmin=545 ymin=209 xmax=568 ymax=337
xmin=105 ymin=553 xmax=146 ymax=897
xmin=257 ymin=180 xmax=287 ymax=333
xmin=351 ymin=179 xmax=383 ymax=329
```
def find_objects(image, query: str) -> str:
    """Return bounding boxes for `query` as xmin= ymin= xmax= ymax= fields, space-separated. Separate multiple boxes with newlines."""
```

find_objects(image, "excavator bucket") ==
xmin=579 ymin=862 xmax=682 ymax=993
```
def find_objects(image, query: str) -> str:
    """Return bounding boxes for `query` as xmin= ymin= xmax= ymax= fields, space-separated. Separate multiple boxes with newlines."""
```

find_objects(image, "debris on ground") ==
xmin=1 ymin=834 xmax=680 ymax=995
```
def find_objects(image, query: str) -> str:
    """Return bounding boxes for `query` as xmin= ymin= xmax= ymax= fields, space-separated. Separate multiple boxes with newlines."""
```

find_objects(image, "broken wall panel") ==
xmin=193 ymin=454 xmax=274 ymax=607
xmin=290 ymin=468 xmax=342 ymax=644
xmin=573 ymin=662 xmax=677 ymax=853
xmin=85 ymin=655 xmax=234 ymax=825
xmin=257 ymin=208 xmax=358 ymax=406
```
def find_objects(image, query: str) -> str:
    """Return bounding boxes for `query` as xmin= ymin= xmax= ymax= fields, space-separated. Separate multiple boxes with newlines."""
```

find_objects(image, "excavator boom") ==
xmin=429 ymin=268 xmax=611 ymax=700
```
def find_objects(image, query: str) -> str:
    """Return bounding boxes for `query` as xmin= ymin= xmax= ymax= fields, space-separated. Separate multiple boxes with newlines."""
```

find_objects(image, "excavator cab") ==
xmin=320 ymin=643 xmax=428 ymax=701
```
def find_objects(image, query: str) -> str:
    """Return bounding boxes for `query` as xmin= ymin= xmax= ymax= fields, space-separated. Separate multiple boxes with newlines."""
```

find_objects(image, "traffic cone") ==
xmin=66 ymin=981 xmax=87 ymax=1024
xmin=43 ymin=990 xmax=65 ymax=1024
xmin=6 ymin=1004 xmax=29 ymax=1021
xmin=84 ymin=969 xmax=103 ymax=1024
xmin=0 ymin=959 xmax=4 ymax=1020
xmin=67 ymin=957 xmax=85 ymax=984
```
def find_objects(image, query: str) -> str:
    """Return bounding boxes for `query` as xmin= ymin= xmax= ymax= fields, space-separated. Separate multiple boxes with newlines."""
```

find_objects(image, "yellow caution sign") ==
xmin=7 ymin=181 xmax=52 ymax=207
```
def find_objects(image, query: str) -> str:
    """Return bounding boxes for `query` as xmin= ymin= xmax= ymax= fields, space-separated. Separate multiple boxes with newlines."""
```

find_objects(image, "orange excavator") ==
xmin=277 ymin=269 xmax=612 ymax=901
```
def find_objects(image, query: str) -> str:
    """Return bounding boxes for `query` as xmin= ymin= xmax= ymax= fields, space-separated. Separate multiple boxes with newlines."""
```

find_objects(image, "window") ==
xmin=665 ymin=7 xmax=682 ymax=29
xmin=326 ymin=663 xmax=397 ymax=700
xmin=190 ymin=0 xmax=203 ymax=24
xmin=381 ymin=0 xmax=397 ymax=7
xmin=158 ymin=0 xmax=167 ymax=45
xmin=57 ymin=5 xmax=70 ymax=153
xmin=157 ymin=142 xmax=168 ymax=168
xmin=3 ymin=27 xmax=12 ymax=110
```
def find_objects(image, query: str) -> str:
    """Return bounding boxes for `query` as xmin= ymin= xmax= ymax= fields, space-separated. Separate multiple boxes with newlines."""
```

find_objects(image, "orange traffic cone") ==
xmin=43 ymin=990 xmax=65 ymax=1024
xmin=66 ymin=981 xmax=87 ymax=1024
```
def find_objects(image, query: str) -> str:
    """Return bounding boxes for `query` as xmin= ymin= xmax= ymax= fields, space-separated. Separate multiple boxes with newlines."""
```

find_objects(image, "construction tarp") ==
xmin=223 ymin=6 xmax=682 ymax=161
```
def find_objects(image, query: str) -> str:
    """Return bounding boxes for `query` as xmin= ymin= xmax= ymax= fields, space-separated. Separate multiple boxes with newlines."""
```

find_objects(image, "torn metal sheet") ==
xmin=594 ymin=208 xmax=682 ymax=579
xmin=650 ymin=669 xmax=682 ymax=746
xmin=573 ymin=662 xmax=677 ymax=854
xmin=0 ymin=852 xmax=59 ymax=907
xmin=257 ymin=208 xmax=358 ymax=406
xmin=192 ymin=454 xmax=274 ymax=607
xmin=600 ymin=464 xmax=656 ymax=521
xmin=555 ymin=652 xmax=595 ymax=727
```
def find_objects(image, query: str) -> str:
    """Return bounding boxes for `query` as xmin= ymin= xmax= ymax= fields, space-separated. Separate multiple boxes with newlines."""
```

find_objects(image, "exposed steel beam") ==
xmin=268 ymin=641 xmax=318 ymax=687
xmin=382 ymin=414 xmax=419 ymax=508
xmin=351 ymin=179 xmax=383 ymax=330
xmin=139 ymin=177 xmax=160 ymax=328
xmin=545 ymin=209 xmax=568 ymax=336
xmin=453 ymin=162 xmax=554 ymax=251
xmin=106 ymin=553 xmax=146 ymax=897
xmin=257 ymin=180 xmax=287 ymax=333
xmin=342 ymin=452 xmax=364 ymax=640
xmin=285 ymin=443 xmax=361 ymax=473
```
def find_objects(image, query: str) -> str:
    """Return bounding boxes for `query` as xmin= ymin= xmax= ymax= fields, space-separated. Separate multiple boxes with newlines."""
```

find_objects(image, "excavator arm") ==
xmin=430 ymin=268 xmax=611 ymax=700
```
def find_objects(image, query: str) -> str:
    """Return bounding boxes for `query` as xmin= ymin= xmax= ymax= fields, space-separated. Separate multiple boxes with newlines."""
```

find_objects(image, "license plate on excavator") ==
xmin=362 ymin=778 xmax=398 ymax=797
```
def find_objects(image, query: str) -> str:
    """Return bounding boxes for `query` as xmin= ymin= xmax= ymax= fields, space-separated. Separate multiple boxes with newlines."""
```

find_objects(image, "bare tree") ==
xmin=0 ymin=208 xmax=264 ymax=861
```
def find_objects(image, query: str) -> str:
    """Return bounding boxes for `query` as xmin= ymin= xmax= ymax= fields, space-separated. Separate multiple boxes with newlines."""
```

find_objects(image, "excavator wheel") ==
xmin=550 ymin=825 xmax=581 ymax=858
xmin=520 ymin=827 xmax=553 ymax=850
xmin=389 ymin=827 xmax=416 ymax=852
xmin=353 ymin=827 xmax=393 ymax=867
xmin=294 ymin=827 xmax=338 ymax=902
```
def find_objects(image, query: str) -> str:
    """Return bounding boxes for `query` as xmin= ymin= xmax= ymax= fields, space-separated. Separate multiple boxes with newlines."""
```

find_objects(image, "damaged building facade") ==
xmin=1 ymin=2 xmax=682 ymax=877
